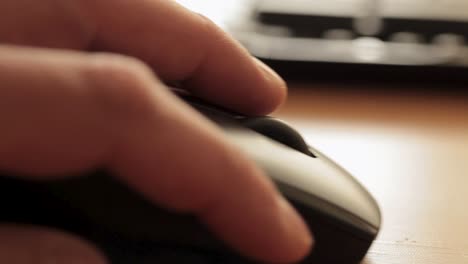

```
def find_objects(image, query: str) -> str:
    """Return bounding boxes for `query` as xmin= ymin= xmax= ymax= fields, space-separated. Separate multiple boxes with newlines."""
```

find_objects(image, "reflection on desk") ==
xmin=275 ymin=85 xmax=468 ymax=263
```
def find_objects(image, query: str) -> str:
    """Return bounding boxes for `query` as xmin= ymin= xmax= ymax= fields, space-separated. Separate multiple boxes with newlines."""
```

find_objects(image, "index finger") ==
xmin=0 ymin=0 xmax=286 ymax=114
xmin=84 ymin=0 xmax=287 ymax=114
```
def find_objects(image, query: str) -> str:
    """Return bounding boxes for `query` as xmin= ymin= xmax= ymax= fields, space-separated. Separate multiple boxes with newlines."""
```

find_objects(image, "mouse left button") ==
xmin=241 ymin=117 xmax=316 ymax=157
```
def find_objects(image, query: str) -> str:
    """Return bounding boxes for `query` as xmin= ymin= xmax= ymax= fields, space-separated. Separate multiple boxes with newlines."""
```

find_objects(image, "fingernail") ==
xmin=253 ymin=57 xmax=287 ymax=88
xmin=277 ymin=196 xmax=314 ymax=260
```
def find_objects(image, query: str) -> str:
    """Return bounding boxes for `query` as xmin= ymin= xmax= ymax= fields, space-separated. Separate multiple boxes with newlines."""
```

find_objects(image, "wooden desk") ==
xmin=275 ymin=84 xmax=468 ymax=264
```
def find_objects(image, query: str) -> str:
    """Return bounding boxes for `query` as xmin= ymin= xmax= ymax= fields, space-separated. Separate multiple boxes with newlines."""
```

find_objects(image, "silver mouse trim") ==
xmin=226 ymin=127 xmax=381 ymax=230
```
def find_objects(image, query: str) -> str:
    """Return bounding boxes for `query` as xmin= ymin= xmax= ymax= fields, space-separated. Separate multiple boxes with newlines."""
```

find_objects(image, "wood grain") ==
xmin=275 ymin=84 xmax=468 ymax=264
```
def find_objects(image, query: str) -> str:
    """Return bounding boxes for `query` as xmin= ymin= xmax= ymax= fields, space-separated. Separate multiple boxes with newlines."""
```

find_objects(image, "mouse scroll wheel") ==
xmin=241 ymin=117 xmax=316 ymax=158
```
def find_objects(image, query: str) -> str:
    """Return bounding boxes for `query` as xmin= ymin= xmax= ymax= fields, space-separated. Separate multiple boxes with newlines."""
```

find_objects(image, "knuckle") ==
xmin=86 ymin=53 xmax=154 ymax=87
xmin=196 ymin=13 xmax=229 ymax=46
xmin=196 ymin=13 xmax=218 ymax=33
xmin=82 ymin=53 xmax=160 ymax=118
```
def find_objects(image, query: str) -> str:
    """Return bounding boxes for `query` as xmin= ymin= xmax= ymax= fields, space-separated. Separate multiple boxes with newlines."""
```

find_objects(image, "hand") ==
xmin=0 ymin=0 xmax=313 ymax=263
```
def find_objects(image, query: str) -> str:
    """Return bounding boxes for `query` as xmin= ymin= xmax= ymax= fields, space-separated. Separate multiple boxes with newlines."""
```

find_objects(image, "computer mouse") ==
xmin=0 ymin=95 xmax=381 ymax=264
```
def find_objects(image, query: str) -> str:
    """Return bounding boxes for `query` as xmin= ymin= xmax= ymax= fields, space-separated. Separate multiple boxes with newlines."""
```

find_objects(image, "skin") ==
xmin=0 ymin=0 xmax=313 ymax=263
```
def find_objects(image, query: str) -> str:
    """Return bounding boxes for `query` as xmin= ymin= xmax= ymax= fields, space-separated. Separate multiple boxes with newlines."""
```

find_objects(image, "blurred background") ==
xmin=177 ymin=0 xmax=468 ymax=84
xmin=177 ymin=1 xmax=468 ymax=263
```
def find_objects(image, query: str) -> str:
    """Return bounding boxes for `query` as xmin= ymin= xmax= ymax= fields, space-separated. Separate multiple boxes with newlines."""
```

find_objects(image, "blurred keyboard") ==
xmin=227 ymin=0 xmax=468 ymax=83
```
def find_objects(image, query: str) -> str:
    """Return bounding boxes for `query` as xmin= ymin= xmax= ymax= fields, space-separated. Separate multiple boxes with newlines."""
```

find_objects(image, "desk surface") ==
xmin=275 ymin=84 xmax=468 ymax=264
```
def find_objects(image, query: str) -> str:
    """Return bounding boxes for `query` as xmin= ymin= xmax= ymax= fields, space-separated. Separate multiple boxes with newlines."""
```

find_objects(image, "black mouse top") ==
xmin=0 ymin=95 xmax=381 ymax=264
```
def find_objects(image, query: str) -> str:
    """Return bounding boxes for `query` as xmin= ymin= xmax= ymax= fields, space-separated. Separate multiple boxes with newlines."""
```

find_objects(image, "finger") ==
xmin=0 ymin=45 xmax=312 ymax=262
xmin=0 ymin=0 xmax=286 ymax=115
xmin=0 ymin=224 xmax=107 ymax=264
xmin=85 ymin=0 xmax=287 ymax=114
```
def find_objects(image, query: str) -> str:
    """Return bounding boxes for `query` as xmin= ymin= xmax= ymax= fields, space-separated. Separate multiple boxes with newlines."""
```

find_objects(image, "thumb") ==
xmin=0 ymin=224 xmax=107 ymax=264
